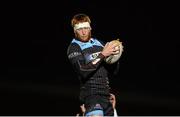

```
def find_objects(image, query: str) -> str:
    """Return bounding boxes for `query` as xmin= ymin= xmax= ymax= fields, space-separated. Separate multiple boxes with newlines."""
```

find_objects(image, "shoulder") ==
xmin=67 ymin=41 xmax=81 ymax=55
xmin=67 ymin=43 xmax=83 ymax=60
xmin=93 ymin=38 xmax=106 ymax=46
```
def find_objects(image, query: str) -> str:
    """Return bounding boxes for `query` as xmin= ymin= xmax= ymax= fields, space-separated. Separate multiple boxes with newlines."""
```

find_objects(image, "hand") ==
xmin=110 ymin=93 xmax=116 ymax=109
xmin=101 ymin=42 xmax=120 ymax=57
xmin=111 ymin=41 xmax=124 ymax=55
xmin=80 ymin=104 xmax=85 ymax=115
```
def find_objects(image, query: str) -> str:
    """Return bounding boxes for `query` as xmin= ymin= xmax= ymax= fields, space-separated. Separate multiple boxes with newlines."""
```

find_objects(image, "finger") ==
xmin=114 ymin=46 xmax=120 ymax=51
xmin=104 ymin=42 xmax=109 ymax=48
xmin=113 ymin=50 xmax=120 ymax=54
xmin=111 ymin=43 xmax=120 ymax=48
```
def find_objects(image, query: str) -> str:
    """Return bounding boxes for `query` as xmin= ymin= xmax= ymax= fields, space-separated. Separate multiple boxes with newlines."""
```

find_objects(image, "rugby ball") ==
xmin=104 ymin=39 xmax=123 ymax=64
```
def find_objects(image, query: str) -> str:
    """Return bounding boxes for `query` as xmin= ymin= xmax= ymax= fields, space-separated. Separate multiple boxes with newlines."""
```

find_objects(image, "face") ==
xmin=75 ymin=27 xmax=91 ymax=42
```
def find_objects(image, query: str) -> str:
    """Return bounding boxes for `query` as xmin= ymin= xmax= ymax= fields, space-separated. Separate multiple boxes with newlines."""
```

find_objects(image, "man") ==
xmin=67 ymin=13 xmax=122 ymax=116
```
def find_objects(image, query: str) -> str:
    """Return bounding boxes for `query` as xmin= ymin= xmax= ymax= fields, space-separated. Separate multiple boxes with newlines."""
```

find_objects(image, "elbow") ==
xmin=79 ymin=71 xmax=93 ymax=81
xmin=80 ymin=72 xmax=91 ymax=80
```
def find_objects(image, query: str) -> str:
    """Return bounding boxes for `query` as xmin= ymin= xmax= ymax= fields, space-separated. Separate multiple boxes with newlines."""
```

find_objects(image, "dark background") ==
xmin=1 ymin=0 xmax=180 ymax=116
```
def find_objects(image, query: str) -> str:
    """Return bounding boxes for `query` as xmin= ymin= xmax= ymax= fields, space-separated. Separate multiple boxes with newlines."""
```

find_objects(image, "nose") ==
xmin=81 ymin=28 xmax=86 ymax=34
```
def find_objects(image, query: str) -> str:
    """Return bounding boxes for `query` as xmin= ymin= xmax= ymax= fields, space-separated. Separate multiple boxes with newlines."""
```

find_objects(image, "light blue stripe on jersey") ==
xmin=71 ymin=38 xmax=104 ymax=50
xmin=85 ymin=110 xmax=104 ymax=116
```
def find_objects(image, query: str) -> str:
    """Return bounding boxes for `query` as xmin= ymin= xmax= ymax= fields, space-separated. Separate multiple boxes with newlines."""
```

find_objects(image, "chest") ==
xmin=82 ymin=46 xmax=103 ymax=64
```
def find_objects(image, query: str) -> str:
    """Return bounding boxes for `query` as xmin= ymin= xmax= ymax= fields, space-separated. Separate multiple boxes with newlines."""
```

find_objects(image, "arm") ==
xmin=114 ymin=109 xmax=118 ymax=117
xmin=67 ymin=44 xmax=105 ymax=80
xmin=110 ymin=93 xmax=118 ymax=117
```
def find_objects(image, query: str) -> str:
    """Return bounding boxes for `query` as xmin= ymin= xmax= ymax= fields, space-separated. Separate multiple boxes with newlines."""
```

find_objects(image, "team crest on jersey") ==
xmin=84 ymin=52 xmax=101 ymax=64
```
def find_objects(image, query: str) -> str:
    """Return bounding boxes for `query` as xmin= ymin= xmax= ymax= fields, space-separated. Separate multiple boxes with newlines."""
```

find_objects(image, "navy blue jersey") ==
xmin=67 ymin=38 xmax=111 ymax=102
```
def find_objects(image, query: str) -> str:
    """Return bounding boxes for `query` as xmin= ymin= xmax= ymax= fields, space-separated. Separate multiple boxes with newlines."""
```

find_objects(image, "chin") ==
xmin=81 ymin=37 xmax=90 ymax=42
xmin=76 ymin=35 xmax=91 ymax=42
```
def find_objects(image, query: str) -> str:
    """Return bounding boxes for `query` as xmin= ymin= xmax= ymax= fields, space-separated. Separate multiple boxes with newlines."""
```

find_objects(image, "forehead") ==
xmin=74 ymin=22 xmax=91 ymax=30
xmin=77 ymin=27 xmax=90 ymax=30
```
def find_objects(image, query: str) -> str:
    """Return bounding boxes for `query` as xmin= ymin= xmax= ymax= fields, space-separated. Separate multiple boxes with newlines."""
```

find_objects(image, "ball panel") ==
xmin=104 ymin=40 xmax=123 ymax=64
